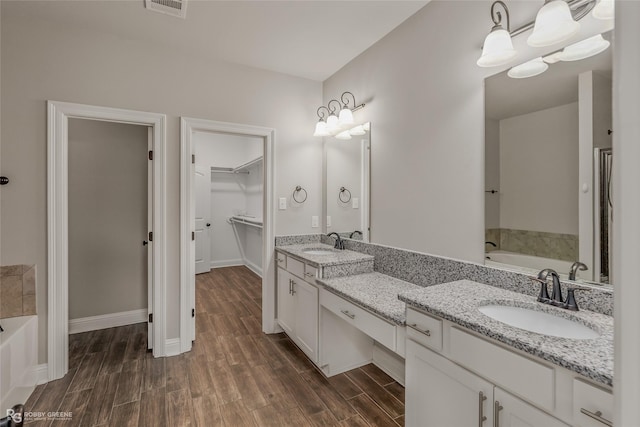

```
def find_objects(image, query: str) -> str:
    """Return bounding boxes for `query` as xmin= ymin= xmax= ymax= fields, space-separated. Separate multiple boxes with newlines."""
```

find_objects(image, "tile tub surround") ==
xmin=486 ymin=228 xmax=578 ymax=262
xmin=0 ymin=265 xmax=36 ymax=319
xmin=399 ymin=280 xmax=614 ymax=386
xmin=275 ymin=243 xmax=374 ymax=279
xmin=317 ymin=272 xmax=422 ymax=325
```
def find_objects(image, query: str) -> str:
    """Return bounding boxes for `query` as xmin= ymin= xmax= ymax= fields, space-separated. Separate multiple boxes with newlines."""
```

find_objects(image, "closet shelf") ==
xmin=230 ymin=215 xmax=263 ymax=229
xmin=211 ymin=156 xmax=263 ymax=175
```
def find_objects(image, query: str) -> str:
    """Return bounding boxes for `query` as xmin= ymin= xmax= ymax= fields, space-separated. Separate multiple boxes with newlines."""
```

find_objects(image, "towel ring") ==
xmin=339 ymin=187 xmax=352 ymax=203
xmin=293 ymin=186 xmax=308 ymax=203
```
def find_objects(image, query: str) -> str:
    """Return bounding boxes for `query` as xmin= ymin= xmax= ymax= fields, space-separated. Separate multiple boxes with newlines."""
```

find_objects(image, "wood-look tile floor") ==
xmin=25 ymin=266 xmax=405 ymax=426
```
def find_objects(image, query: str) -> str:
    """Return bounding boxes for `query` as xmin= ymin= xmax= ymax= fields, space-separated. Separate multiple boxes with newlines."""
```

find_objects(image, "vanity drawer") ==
xmin=276 ymin=252 xmax=287 ymax=268
xmin=287 ymin=257 xmax=305 ymax=279
xmin=449 ymin=327 xmax=555 ymax=412
xmin=406 ymin=308 xmax=443 ymax=352
xmin=573 ymin=379 xmax=613 ymax=427
xmin=304 ymin=264 xmax=318 ymax=281
xmin=320 ymin=289 xmax=396 ymax=351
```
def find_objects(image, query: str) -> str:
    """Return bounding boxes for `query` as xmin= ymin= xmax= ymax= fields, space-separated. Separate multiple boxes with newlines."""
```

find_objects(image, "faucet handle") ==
xmin=564 ymin=288 xmax=579 ymax=311
xmin=529 ymin=277 xmax=550 ymax=302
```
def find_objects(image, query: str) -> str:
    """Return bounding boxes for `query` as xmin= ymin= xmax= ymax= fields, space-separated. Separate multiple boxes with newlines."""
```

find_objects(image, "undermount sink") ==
xmin=478 ymin=304 xmax=600 ymax=340
xmin=302 ymin=248 xmax=335 ymax=256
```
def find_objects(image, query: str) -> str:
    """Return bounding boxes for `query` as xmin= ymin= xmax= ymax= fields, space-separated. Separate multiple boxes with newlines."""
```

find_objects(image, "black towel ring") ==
xmin=339 ymin=187 xmax=352 ymax=203
xmin=293 ymin=186 xmax=308 ymax=203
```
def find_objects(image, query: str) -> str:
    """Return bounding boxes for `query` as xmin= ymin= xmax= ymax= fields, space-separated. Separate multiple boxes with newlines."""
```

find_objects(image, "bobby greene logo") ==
xmin=6 ymin=408 xmax=22 ymax=423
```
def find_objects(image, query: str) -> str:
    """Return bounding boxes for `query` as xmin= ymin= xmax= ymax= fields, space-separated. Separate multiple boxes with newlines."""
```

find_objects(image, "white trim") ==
xmin=180 ymin=117 xmax=276 ymax=354
xmin=372 ymin=343 xmax=406 ymax=386
xmin=68 ymin=309 xmax=148 ymax=334
xmin=47 ymin=101 xmax=167 ymax=381
xmin=243 ymin=259 xmax=263 ymax=278
xmin=210 ymin=259 xmax=243 ymax=269
xmin=31 ymin=364 xmax=49 ymax=386
xmin=165 ymin=338 xmax=181 ymax=357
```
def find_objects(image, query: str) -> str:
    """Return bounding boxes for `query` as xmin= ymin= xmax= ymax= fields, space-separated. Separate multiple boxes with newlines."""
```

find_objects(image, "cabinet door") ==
xmin=405 ymin=339 xmax=494 ymax=427
xmin=494 ymin=387 xmax=569 ymax=427
xmin=292 ymin=277 xmax=318 ymax=362
xmin=276 ymin=268 xmax=295 ymax=335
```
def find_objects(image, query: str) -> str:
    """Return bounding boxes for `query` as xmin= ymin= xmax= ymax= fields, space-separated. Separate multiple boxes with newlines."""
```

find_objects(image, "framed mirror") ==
xmin=324 ymin=123 xmax=371 ymax=241
xmin=484 ymin=32 xmax=612 ymax=285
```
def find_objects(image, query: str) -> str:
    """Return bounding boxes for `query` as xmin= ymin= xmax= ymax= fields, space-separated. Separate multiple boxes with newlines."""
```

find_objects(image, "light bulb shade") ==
xmin=335 ymin=130 xmax=352 ymax=140
xmin=362 ymin=122 xmax=371 ymax=131
xmin=326 ymin=114 xmax=339 ymax=133
xmin=556 ymin=34 xmax=610 ymax=61
xmin=349 ymin=125 xmax=366 ymax=136
xmin=508 ymin=57 xmax=549 ymax=78
xmin=477 ymin=26 xmax=517 ymax=67
xmin=313 ymin=121 xmax=329 ymax=137
xmin=527 ymin=0 xmax=580 ymax=47
xmin=592 ymin=0 xmax=614 ymax=20
xmin=542 ymin=52 xmax=563 ymax=64
xmin=338 ymin=107 xmax=354 ymax=126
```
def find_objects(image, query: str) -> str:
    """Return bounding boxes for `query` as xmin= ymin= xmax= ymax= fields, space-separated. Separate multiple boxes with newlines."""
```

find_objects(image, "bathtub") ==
xmin=485 ymin=250 xmax=574 ymax=278
xmin=0 ymin=315 xmax=38 ymax=414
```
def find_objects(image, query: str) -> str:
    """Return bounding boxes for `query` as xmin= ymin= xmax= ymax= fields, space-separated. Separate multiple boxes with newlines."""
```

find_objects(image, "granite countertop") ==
xmin=276 ymin=243 xmax=374 ymax=267
xmin=399 ymin=280 xmax=614 ymax=386
xmin=318 ymin=273 xmax=422 ymax=325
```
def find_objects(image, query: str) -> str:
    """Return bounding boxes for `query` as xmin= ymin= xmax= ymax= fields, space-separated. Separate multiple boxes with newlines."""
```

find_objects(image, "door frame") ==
xmin=180 ymin=117 xmax=276 ymax=353
xmin=47 ymin=101 xmax=167 ymax=381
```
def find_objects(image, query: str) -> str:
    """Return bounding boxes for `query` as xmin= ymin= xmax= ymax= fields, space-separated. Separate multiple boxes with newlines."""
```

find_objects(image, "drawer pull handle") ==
xmin=291 ymin=280 xmax=296 ymax=295
xmin=493 ymin=401 xmax=503 ymax=427
xmin=305 ymin=272 xmax=314 ymax=277
xmin=408 ymin=323 xmax=431 ymax=337
xmin=341 ymin=310 xmax=355 ymax=319
xmin=478 ymin=391 xmax=487 ymax=426
xmin=288 ymin=279 xmax=292 ymax=295
xmin=580 ymin=409 xmax=612 ymax=427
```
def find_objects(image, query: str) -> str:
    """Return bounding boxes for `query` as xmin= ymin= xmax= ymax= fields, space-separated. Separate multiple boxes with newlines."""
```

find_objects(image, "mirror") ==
xmin=484 ymin=32 xmax=612 ymax=285
xmin=324 ymin=124 xmax=371 ymax=241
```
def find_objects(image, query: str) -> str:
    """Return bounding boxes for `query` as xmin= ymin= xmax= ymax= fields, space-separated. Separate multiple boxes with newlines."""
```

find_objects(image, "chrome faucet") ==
xmin=532 ymin=268 xmax=580 ymax=311
xmin=569 ymin=262 xmax=588 ymax=281
xmin=327 ymin=232 xmax=345 ymax=250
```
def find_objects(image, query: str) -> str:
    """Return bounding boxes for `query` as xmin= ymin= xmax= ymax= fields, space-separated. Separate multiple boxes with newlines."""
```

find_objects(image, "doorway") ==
xmin=180 ymin=118 xmax=276 ymax=354
xmin=47 ymin=101 xmax=167 ymax=381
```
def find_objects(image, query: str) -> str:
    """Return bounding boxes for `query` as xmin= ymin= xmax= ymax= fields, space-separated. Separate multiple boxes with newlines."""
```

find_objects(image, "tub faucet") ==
xmin=0 ymin=324 xmax=3 ymax=333
xmin=485 ymin=241 xmax=497 ymax=248
xmin=349 ymin=230 xmax=362 ymax=239
xmin=569 ymin=262 xmax=588 ymax=281
xmin=327 ymin=232 xmax=345 ymax=250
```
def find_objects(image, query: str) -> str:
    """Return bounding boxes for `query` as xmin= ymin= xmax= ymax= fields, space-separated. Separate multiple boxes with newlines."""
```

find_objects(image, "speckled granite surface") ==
xmin=317 ymin=273 xmax=422 ymax=325
xmin=399 ymin=280 xmax=614 ymax=386
xmin=275 ymin=234 xmax=322 ymax=246
xmin=275 ymin=243 xmax=374 ymax=278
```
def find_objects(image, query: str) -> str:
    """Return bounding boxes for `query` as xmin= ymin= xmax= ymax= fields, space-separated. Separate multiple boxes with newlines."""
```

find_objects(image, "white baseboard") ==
xmin=69 ymin=309 xmax=148 ymax=334
xmin=211 ymin=259 xmax=243 ymax=269
xmin=244 ymin=259 xmax=263 ymax=277
xmin=373 ymin=343 xmax=405 ymax=386
xmin=165 ymin=338 xmax=181 ymax=357
xmin=30 ymin=364 xmax=49 ymax=385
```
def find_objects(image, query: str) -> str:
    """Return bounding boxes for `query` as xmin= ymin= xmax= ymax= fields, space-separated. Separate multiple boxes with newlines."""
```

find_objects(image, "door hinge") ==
xmin=192 ymin=231 xmax=195 ymax=241
xmin=148 ymin=313 xmax=153 ymax=323
xmin=148 ymin=150 xmax=153 ymax=160
xmin=149 ymin=231 xmax=153 ymax=242
xmin=192 ymin=308 xmax=195 ymax=318
xmin=192 ymin=154 xmax=195 ymax=164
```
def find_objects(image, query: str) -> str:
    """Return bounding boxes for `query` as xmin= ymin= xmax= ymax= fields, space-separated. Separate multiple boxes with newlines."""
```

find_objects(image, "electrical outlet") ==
xmin=311 ymin=216 xmax=319 ymax=228
xmin=279 ymin=198 xmax=287 ymax=210
xmin=327 ymin=216 xmax=332 ymax=227
xmin=352 ymin=198 xmax=359 ymax=209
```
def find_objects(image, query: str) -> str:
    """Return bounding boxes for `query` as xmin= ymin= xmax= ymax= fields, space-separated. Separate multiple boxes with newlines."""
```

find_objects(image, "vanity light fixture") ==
xmin=555 ymin=33 xmax=610 ymax=61
xmin=313 ymin=106 xmax=331 ymax=137
xmin=527 ymin=0 xmax=580 ymax=47
xmin=335 ymin=130 xmax=352 ymax=140
xmin=507 ymin=57 xmax=549 ymax=78
xmin=592 ymin=0 xmax=614 ymax=20
xmin=477 ymin=1 xmax=517 ymax=67
xmin=313 ymin=92 xmax=365 ymax=138
xmin=349 ymin=125 xmax=366 ymax=136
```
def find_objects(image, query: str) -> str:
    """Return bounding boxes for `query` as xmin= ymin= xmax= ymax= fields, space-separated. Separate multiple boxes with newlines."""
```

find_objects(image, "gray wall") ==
xmin=68 ymin=119 xmax=148 ymax=319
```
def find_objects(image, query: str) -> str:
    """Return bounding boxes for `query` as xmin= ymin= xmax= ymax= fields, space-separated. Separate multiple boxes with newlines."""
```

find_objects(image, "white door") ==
xmin=294 ymin=278 xmax=318 ymax=361
xmin=146 ymin=129 xmax=153 ymax=350
xmin=405 ymin=339 xmax=494 ymax=427
xmin=276 ymin=268 xmax=295 ymax=335
xmin=195 ymin=165 xmax=211 ymax=274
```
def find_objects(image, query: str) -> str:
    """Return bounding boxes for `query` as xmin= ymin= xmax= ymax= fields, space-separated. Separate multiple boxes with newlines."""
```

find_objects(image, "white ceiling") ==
xmin=6 ymin=0 xmax=428 ymax=82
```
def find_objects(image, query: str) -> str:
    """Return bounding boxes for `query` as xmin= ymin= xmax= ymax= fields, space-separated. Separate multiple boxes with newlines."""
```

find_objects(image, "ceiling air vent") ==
xmin=145 ymin=0 xmax=187 ymax=19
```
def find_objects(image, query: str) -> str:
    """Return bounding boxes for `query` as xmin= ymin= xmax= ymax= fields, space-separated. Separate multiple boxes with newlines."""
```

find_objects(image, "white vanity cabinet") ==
xmin=276 ymin=253 xmax=319 ymax=363
xmin=405 ymin=306 xmax=612 ymax=427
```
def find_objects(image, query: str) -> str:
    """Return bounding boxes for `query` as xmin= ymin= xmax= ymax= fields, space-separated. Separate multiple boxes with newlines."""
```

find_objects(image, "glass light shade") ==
xmin=477 ymin=26 xmax=517 ymax=67
xmin=527 ymin=0 xmax=580 ymax=47
xmin=542 ymin=52 xmax=562 ymax=64
xmin=592 ymin=0 xmax=614 ymax=20
xmin=556 ymin=34 xmax=610 ymax=61
xmin=338 ymin=107 xmax=354 ymax=126
xmin=349 ymin=125 xmax=366 ymax=136
xmin=313 ymin=120 xmax=329 ymax=137
xmin=508 ymin=57 xmax=549 ymax=78
xmin=335 ymin=130 xmax=352 ymax=140
xmin=362 ymin=122 xmax=371 ymax=131
xmin=326 ymin=114 xmax=339 ymax=133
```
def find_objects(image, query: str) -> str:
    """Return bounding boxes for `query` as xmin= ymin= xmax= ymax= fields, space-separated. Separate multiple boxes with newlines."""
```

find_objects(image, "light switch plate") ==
xmin=352 ymin=198 xmax=359 ymax=209
xmin=327 ymin=216 xmax=332 ymax=227
xmin=311 ymin=216 xmax=319 ymax=228
xmin=279 ymin=197 xmax=287 ymax=210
